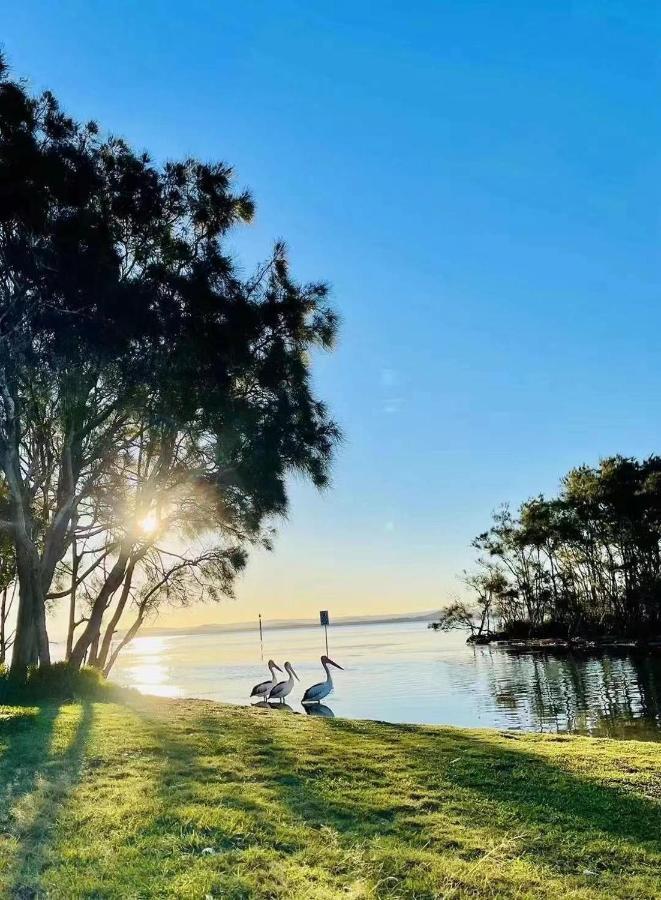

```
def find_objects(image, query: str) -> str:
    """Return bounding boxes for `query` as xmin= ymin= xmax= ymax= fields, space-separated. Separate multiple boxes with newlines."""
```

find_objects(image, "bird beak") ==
xmin=292 ymin=667 xmax=300 ymax=681
xmin=274 ymin=663 xmax=283 ymax=672
xmin=327 ymin=658 xmax=344 ymax=670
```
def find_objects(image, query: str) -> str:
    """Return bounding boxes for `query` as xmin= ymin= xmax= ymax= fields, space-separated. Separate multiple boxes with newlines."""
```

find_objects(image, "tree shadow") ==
xmin=0 ymin=702 xmax=94 ymax=899
xmin=131 ymin=700 xmax=302 ymax=854
xmin=127 ymin=699 xmax=661 ymax=893
xmin=326 ymin=718 xmax=661 ymax=860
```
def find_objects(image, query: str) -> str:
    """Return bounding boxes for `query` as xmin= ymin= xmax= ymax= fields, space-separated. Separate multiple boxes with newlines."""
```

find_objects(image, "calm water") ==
xmin=110 ymin=620 xmax=661 ymax=739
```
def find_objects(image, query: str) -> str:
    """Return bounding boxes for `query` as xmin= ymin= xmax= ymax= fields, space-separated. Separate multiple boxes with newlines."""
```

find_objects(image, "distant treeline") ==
xmin=437 ymin=456 xmax=661 ymax=641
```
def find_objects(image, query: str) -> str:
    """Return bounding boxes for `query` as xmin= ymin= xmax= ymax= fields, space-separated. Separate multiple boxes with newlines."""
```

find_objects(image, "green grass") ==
xmin=1 ymin=698 xmax=661 ymax=898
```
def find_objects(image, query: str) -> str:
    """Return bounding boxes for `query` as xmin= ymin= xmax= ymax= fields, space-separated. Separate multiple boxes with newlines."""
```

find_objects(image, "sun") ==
xmin=140 ymin=513 xmax=159 ymax=535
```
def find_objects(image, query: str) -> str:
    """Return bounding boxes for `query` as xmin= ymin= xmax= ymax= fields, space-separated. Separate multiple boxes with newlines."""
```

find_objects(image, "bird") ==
xmin=250 ymin=659 xmax=283 ymax=700
xmin=268 ymin=661 xmax=299 ymax=703
xmin=302 ymin=655 xmax=344 ymax=704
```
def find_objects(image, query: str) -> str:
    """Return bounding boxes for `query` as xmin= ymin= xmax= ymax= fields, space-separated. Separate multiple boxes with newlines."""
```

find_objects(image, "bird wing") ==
xmin=250 ymin=679 xmax=271 ymax=697
xmin=302 ymin=681 xmax=325 ymax=702
xmin=269 ymin=679 xmax=287 ymax=698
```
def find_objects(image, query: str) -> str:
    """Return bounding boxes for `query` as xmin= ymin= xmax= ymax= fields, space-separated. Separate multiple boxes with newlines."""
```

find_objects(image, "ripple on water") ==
xmin=110 ymin=622 xmax=661 ymax=739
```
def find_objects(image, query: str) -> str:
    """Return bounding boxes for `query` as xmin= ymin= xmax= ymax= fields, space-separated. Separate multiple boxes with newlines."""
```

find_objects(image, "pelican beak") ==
xmin=292 ymin=667 xmax=300 ymax=681
xmin=327 ymin=658 xmax=344 ymax=670
xmin=272 ymin=662 xmax=283 ymax=672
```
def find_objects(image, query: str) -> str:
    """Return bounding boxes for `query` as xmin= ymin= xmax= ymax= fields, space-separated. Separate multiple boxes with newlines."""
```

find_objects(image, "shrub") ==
xmin=0 ymin=662 xmax=127 ymax=704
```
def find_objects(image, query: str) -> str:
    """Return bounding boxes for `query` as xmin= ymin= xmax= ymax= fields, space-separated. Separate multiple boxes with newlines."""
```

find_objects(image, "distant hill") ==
xmin=136 ymin=610 xmax=439 ymax=638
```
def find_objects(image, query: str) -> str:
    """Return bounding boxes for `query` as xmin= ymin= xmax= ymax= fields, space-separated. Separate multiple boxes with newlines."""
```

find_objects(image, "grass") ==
xmin=1 ymin=698 xmax=661 ymax=898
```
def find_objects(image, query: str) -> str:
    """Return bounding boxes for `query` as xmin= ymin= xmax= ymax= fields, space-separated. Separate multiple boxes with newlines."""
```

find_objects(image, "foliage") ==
xmin=429 ymin=600 xmax=477 ymax=634
xmin=462 ymin=455 xmax=661 ymax=639
xmin=0 ymin=662 xmax=122 ymax=703
xmin=1 ymin=697 xmax=660 ymax=898
xmin=0 ymin=53 xmax=340 ymax=673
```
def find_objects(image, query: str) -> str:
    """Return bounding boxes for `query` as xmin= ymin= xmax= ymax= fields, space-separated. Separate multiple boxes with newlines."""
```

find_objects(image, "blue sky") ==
xmin=3 ymin=1 xmax=661 ymax=624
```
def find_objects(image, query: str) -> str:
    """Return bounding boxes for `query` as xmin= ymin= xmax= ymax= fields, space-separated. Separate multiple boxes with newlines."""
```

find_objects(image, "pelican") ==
xmin=268 ymin=661 xmax=299 ymax=703
xmin=302 ymin=655 xmax=343 ymax=704
xmin=250 ymin=659 xmax=282 ymax=700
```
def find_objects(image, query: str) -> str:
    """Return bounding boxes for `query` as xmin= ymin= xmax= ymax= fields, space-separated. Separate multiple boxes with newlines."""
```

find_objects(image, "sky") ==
xmin=2 ymin=1 xmax=661 ymax=629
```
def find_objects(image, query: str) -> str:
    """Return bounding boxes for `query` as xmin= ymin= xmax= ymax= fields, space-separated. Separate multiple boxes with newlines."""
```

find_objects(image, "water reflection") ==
xmin=122 ymin=637 xmax=184 ymax=697
xmin=303 ymin=703 xmax=335 ymax=717
xmin=111 ymin=622 xmax=661 ymax=739
xmin=252 ymin=701 xmax=295 ymax=712
xmin=269 ymin=701 xmax=294 ymax=712
xmin=484 ymin=649 xmax=661 ymax=738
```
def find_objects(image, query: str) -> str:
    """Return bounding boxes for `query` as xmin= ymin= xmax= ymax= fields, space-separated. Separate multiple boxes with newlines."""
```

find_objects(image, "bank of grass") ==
xmin=1 ymin=697 xmax=661 ymax=899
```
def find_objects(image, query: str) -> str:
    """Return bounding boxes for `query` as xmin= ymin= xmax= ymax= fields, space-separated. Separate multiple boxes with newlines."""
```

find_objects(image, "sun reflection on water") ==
xmin=109 ymin=624 xmax=661 ymax=737
xmin=120 ymin=636 xmax=183 ymax=697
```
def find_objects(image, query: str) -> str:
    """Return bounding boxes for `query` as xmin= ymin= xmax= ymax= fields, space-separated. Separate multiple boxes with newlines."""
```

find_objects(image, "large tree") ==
xmin=0 ymin=56 xmax=340 ymax=675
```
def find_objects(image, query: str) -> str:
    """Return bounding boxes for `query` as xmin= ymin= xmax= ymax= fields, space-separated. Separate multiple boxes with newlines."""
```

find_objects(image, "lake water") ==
xmin=110 ymin=619 xmax=661 ymax=739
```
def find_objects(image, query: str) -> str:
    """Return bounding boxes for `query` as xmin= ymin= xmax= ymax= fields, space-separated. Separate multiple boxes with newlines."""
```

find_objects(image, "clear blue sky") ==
xmin=3 ymin=1 xmax=661 ymax=623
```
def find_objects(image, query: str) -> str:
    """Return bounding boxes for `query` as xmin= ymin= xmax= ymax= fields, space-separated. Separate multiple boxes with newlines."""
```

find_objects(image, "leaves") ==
xmin=466 ymin=456 xmax=661 ymax=638
xmin=0 ymin=51 xmax=340 ymax=670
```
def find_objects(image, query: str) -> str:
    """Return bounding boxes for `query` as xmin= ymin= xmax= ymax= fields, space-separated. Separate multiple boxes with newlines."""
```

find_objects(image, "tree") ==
xmin=0 ymin=534 xmax=16 ymax=665
xmin=461 ymin=456 xmax=661 ymax=641
xmin=430 ymin=600 xmax=477 ymax=635
xmin=0 ymin=56 xmax=340 ymax=675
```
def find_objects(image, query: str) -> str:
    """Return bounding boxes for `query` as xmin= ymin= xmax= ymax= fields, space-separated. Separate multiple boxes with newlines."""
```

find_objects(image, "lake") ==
xmin=110 ymin=619 xmax=661 ymax=739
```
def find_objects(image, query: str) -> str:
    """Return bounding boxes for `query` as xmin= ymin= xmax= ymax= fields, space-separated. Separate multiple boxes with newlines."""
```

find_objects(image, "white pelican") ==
xmin=302 ymin=655 xmax=343 ymax=704
xmin=268 ymin=661 xmax=299 ymax=703
xmin=250 ymin=659 xmax=282 ymax=700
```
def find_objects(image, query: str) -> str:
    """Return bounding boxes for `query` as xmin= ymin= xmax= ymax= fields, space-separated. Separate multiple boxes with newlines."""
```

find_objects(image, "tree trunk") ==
xmin=68 ymin=548 xmax=131 ymax=669
xmin=96 ymin=562 xmax=135 ymax=671
xmin=103 ymin=614 xmax=144 ymax=677
xmin=2 ymin=432 xmax=54 ymax=673
xmin=11 ymin=594 xmax=36 ymax=673
xmin=87 ymin=632 xmax=100 ymax=668
xmin=35 ymin=586 xmax=50 ymax=666
xmin=10 ymin=538 xmax=49 ymax=675
xmin=65 ymin=532 xmax=79 ymax=660
xmin=0 ymin=587 xmax=6 ymax=663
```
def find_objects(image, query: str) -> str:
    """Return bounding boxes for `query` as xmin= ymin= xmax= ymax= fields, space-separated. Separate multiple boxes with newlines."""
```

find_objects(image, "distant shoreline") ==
xmin=132 ymin=610 xmax=438 ymax=639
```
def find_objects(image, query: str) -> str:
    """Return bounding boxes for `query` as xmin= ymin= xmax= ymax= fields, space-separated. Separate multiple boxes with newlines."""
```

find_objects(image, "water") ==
xmin=110 ymin=620 xmax=661 ymax=739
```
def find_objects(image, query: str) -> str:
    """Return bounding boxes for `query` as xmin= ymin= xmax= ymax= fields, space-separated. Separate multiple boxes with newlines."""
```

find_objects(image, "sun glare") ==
xmin=140 ymin=513 xmax=159 ymax=534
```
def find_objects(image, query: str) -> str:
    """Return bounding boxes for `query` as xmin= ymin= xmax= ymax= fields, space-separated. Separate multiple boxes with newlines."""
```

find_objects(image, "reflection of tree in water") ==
xmin=481 ymin=648 xmax=661 ymax=737
xmin=632 ymin=657 xmax=661 ymax=723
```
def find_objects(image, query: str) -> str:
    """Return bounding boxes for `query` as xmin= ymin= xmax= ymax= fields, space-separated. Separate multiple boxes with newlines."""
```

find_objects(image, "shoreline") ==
xmin=465 ymin=634 xmax=661 ymax=653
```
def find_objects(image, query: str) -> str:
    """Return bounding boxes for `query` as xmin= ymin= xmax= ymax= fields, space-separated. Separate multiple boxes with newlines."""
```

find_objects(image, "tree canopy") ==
xmin=456 ymin=455 xmax=661 ymax=641
xmin=0 ymin=54 xmax=340 ymax=674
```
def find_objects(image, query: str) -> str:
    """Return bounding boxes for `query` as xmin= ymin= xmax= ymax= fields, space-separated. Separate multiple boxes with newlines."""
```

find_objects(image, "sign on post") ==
xmin=320 ymin=610 xmax=330 ymax=654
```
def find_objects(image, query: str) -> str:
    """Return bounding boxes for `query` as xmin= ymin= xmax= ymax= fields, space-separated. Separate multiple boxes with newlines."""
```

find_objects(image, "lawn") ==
xmin=1 ymin=697 xmax=661 ymax=899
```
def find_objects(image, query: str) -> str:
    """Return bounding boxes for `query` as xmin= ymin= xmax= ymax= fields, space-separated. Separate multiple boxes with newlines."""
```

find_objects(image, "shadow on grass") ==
xmin=127 ymin=699 xmax=661 ymax=891
xmin=0 ymin=702 xmax=94 ymax=899
xmin=327 ymin=717 xmax=661 ymax=855
xmin=131 ymin=701 xmax=301 ymax=853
